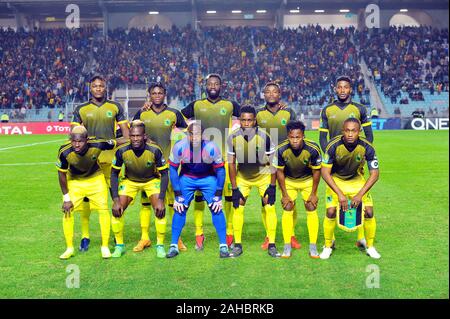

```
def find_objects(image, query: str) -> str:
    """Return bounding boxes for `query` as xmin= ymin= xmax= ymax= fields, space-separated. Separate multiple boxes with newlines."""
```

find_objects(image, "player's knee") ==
xmin=195 ymin=195 xmax=204 ymax=202
xmin=364 ymin=207 xmax=374 ymax=219
xmin=284 ymin=202 xmax=294 ymax=211
xmin=224 ymin=196 xmax=232 ymax=202
xmin=326 ymin=208 xmax=337 ymax=219
xmin=304 ymin=202 xmax=315 ymax=211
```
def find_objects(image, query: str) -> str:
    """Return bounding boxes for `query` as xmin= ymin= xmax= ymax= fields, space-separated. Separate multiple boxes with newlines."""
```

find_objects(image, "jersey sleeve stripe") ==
xmin=319 ymin=128 xmax=329 ymax=132
xmin=273 ymin=164 xmax=284 ymax=169
xmin=168 ymin=160 xmax=179 ymax=167
xmin=70 ymin=121 xmax=81 ymax=126
xmin=362 ymin=121 xmax=372 ymax=127
xmin=111 ymin=164 xmax=122 ymax=170
xmin=213 ymin=163 xmax=224 ymax=169
xmin=117 ymin=120 xmax=128 ymax=125
xmin=56 ymin=167 xmax=68 ymax=172
xmin=321 ymin=163 xmax=333 ymax=168
xmin=311 ymin=165 xmax=322 ymax=169
xmin=157 ymin=164 xmax=169 ymax=171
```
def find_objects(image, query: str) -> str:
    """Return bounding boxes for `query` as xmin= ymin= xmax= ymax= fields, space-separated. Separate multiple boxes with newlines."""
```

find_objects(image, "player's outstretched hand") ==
xmin=154 ymin=199 xmax=166 ymax=218
xmin=208 ymin=196 xmax=223 ymax=214
xmin=351 ymin=194 xmax=362 ymax=209
xmin=174 ymin=196 xmax=187 ymax=213
xmin=62 ymin=201 xmax=74 ymax=217
xmin=232 ymin=188 xmax=245 ymax=209
xmin=338 ymin=193 xmax=348 ymax=212
xmin=112 ymin=200 xmax=124 ymax=218
xmin=263 ymin=184 xmax=276 ymax=205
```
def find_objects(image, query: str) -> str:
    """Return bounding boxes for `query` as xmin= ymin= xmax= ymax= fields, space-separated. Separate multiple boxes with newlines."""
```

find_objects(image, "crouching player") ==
xmin=320 ymin=118 xmax=381 ymax=259
xmin=110 ymin=120 xmax=169 ymax=258
xmin=166 ymin=122 xmax=230 ymax=259
xmin=57 ymin=126 xmax=115 ymax=259
xmin=273 ymin=121 xmax=322 ymax=258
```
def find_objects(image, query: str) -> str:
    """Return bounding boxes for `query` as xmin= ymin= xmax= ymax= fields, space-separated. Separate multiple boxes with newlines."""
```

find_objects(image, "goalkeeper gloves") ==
xmin=232 ymin=188 xmax=245 ymax=209
xmin=263 ymin=184 xmax=276 ymax=205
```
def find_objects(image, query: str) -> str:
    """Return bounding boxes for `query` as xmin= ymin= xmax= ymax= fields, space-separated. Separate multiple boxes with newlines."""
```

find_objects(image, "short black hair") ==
xmin=343 ymin=117 xmax=361 ymax=128
xmin=286 ymin=120 xmax=306 ymax=134
xmin=336 ymin=75 xmax=352 ymax=85
xmin=90 ymin=75 xmax=106 ymax=84
xmin=148 ymin=82 xmax=166 ymax=94
xmin=239 ymin=106 xmax=256 ymax=117
xmin=205 ymin=73 xmax=222 ymax=84
xmin=264 ymin=81 xmax=281 ymax=93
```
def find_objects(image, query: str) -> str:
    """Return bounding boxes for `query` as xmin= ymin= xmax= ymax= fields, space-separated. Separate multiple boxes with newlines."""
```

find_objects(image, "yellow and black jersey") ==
xmin=181 ymin=98 xmax=240 ymax=154
xmin=319 ymin=100 xmax=371 ymax=139
xmin=56 ymin=139 xmax=116 ymax=179
xmin=256 ymin=106 xmax=297 ymax=144
xmin=71 ymin=99 xmax=128 ymax=139
xmin=227 ymin=127 xmax=275 ymax=181
xmin=273 ymin=139 xmax=322 ymax=181
xmin=112 ymin=142 xmax=168 ymax=183
xmin=133 ymin=105 xmax=187 ymax=159
xmin=322 ymin=136 xmax=379 ymax=180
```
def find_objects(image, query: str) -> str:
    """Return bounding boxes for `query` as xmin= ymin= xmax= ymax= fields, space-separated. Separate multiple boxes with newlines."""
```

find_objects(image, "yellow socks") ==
xmin=224 ymin=200 xmax=233 ymax=236
xmin=306 ymin=210 xmax=319 ymax=244
xmin=111 ymin=215 xmax=124 ymax=245
xmin=233 ymin=205 xmax=245 ymax=244
xmin=364 ymin=217 xmax=377 ymax=248
xmin=140 ymin=205 xmax=151 ymax=241
xmin=155 ymin=215 xmax=167 ymax=245
xmin=282 ymin=210 xmax=294 ymax=244
xmin=62 ymin=213 xmax=74 ymax=249
xmin=323 ymin=216 xmax=336 ymax=248
xmin=98 ymin=209 xmax=111 ymax=247
xmin=194 ymin=200 xmax=205 ymax=236
xmin=265 ymin=205 xmax=277 ymax=243
xmin=80 ymin=200 xmax=90 ymax=239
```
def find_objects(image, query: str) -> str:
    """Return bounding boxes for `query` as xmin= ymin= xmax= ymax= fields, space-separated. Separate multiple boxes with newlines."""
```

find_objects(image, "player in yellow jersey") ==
xmin=256 ymin=82 xmax=301 ymax=251
xmin=320 ymin=118 xmax=381 ymax=259
xmin=227 ymin=106 xmax=280 ymax=258
xmin=57 ymin=126 xmax=115 ymax=259
xmin=110 ymin=121 xmax=169 ymax=258
xmin=180 ymin=74 xmax=241 ymax=250
xmin=319 ymin=75 xmax=374 ymax=250
xmin=273 ymin=121 xmax=322 ymax=258
xmin=70 ymin=75 xmax=129 ymax=252
xmin=133 ymin=82 xmax=188 ymax=252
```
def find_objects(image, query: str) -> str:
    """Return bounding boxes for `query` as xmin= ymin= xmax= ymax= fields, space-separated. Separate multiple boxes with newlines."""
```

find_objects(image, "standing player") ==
xmin=180 ymin=74 xmax=240 ymax=250
xmin=110 ymin=121 xmax=169 ymax=258
xmin=256 ymin=82 xmax=300 ymax=251
xmin=70 ymin=75 xmax=129 ymax=252
xmin=166 ymin=122 xmax=230 ymax=259
xmin=273 ymin=121 xmax=322 ymax=258
xmin=319 ymin=75 xmax=374 ymax=249
xmin=320 ymin=118 xmax=381 ymax=259
xmin=227 ymin=106 xmax=280 ymax=258
xmin=133 ymin=82 xmax=188 ymax=252
xmin=57 ymin=126 xmax=115 ymax=259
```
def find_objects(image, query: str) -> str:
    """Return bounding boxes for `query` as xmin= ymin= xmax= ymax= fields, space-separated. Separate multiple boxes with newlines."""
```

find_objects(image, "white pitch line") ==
xmin=0 ymin=162 xmax=54 ymax=166
xmin=0 ymin=139 xmax=66 ymax=151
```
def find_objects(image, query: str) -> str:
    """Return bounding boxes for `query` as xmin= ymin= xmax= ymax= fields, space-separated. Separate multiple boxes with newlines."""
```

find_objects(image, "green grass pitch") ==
xmin=0 ymin=130 xmax=448 ymax=299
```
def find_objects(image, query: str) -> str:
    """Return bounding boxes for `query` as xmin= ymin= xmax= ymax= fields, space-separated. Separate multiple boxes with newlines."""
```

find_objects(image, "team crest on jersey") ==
xmin=281 ymin=118 xmax=287 ymax=125
xmin=92 ymin=155 xmax=97 ymax=161
xmin=348 ymin=113 xmax=355 ymax=118
xmin=303 ymin=159 xmax=309 ymax=165
xmin=164 ymin=119 xmax=171 ymax=126
xmin=146 ymin=161 xmax=153 ymax=167
xmin=119 ymin=185 xmax=125 ymax=191
xmin=326 ymin=195 xmax=333 ymax=203
xmin=56 ymin=160 xmax=62 ymax=168
xmin=356 ymin=154 xmax=362 ymax=162
xmin=106 ymin=111 xmax=113 ymax=118
xmin=220 ymin=107 xmax=227 ymax=115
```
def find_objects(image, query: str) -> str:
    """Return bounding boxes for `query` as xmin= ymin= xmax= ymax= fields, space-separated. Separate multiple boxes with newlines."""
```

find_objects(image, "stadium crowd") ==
xmin=359 ymin=26 xmax=449 ymax=105
xmin=1 ymin=25 xmax=448 ymax=115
